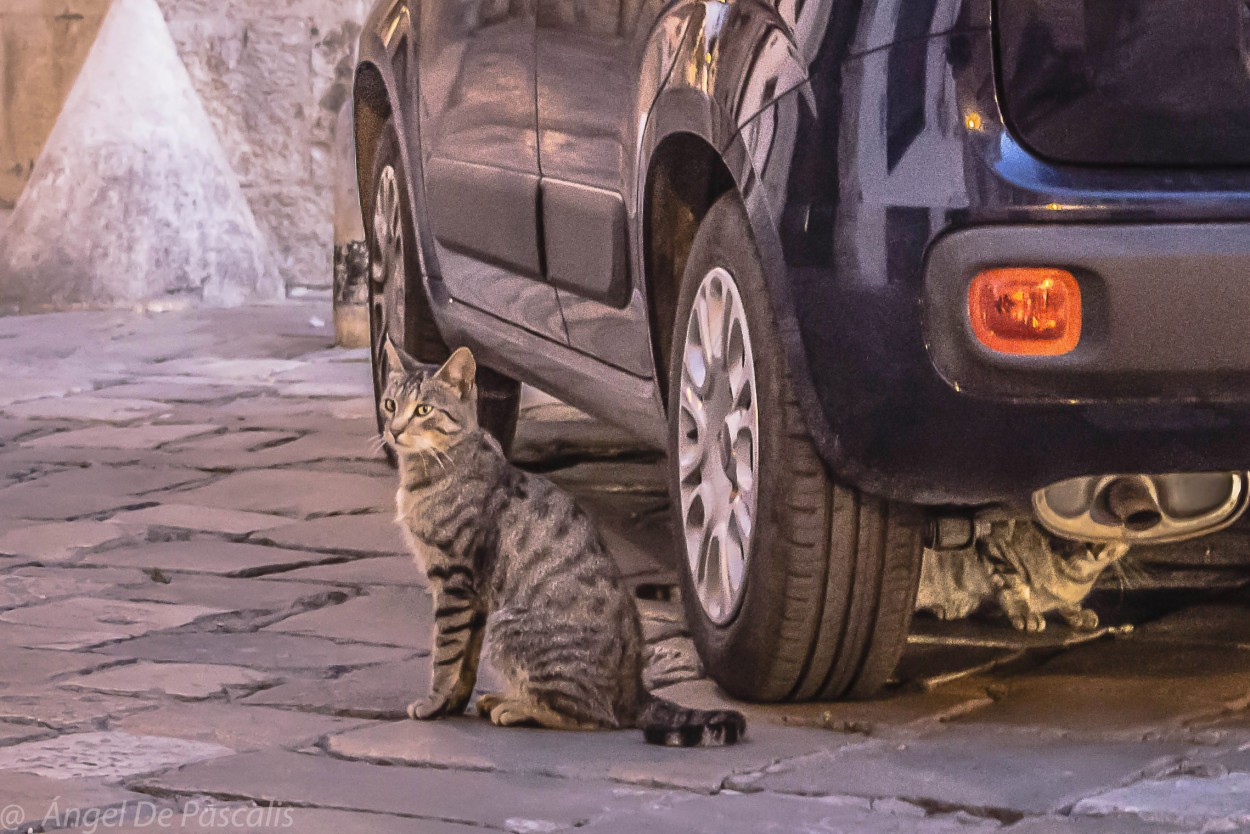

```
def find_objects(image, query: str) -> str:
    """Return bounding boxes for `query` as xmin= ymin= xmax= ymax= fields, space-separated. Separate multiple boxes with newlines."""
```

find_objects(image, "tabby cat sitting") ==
xmin=380 ymin=341 xmax=745 ymax=746
xmin=915 ymin=519 xmax=1130 ymax=632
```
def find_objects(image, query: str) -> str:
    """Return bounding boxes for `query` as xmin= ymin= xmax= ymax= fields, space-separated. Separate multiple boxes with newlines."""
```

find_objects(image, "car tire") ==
xmin=666 ymin=192 xmax=924 ymax=702
xmin=366 ymin=118 xmax=520 ymax=459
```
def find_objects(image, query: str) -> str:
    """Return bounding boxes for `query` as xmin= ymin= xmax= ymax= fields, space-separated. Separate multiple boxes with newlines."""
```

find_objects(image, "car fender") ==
xmin=637 ymin=0 xmax=833 ymax=450
xmin=354 ymin=2 xmax=423 ymax=266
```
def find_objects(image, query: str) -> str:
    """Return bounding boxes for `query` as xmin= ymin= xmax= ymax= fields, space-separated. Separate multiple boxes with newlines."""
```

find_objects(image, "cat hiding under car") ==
xmin=915 ymin=518 xmax=1130 ymax=632
xmin=380 ymin=341 xmax=745 ymax=746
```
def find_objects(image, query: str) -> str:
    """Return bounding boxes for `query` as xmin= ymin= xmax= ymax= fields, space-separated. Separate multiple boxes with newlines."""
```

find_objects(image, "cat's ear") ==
xmin=384 ymin=338 xmax=423 ymax=377
xmin=433 ymin=346 xmax=476 ymax=400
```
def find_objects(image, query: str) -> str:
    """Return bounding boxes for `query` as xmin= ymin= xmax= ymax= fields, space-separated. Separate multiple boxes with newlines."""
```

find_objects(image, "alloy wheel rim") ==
xmin=369 ymin=165 xmax=406 ymax=388
xmin=677 ymin=266 xmax=760 ymax=624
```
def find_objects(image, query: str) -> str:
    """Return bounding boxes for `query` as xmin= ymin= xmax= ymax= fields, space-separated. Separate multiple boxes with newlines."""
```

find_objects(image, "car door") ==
xmin=418 ymin=0 xmax=567 ymax=343
xmin=535 ymin=0 xmax=665 ymax=374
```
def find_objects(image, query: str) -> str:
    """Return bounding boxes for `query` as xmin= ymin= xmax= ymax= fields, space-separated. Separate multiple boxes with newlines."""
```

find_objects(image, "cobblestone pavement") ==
xmin=0 ymin=304 xmax=1249 ymax=833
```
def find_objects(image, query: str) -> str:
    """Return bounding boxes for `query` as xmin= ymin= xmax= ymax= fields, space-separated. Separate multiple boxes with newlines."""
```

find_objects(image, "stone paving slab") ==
xmin=60 ymin=661 xmax=276 ymax=700
xmin=110 ymin=703 xmax=369 ymax=752
xmin=146 ymin=358 xmax=306 ymax=382
xmin=108 ymin=504 xmax=294 ymax=535
xmin=0 ymin=770 xmax=146 ymax=834
xmin=0 ymin=379 xmax=97 ymax=409
xmin=92 ymin=381 xmax=255 ymax=403
xmin=259 ymin=556 xmax=423 ymax=587
xmin=57 ymin=804 xmax=485 ymax=834
xmin=242 ymin=658 xmax=437 ymax=719
xmin=0 ymin=598 xmax=227 ymax=647
xmin=0 ymin=444 xmax=160 ymax=470
xmin=272 ymin=361 xmax=372 ymax=388
xmin=95 ymin=631 xmax=413 ymax=671
xmin=22 ymin=424 xmax=219 ymax=450
xmin=234 ymin=432 xmax=387 ymax=467
xmin=570 ymin=791 xmax=998 ymax=834
xmin=264 ymin=588 xmax=431 ymax=649
xmin=893 ymin=642 xmax=1025 ymax=691
xmin=1072 ymin=772 xmax=1250 ymax=828
xmin=0 ymin=720 xmax=50 ymax=747
xmin=1131 ymin=587 xmax=1250 ymax=648
xmin=326 ymin=717 xmax=844 ymax=793
xmin=0 ymin=520 xmax=130 ymax=562
xmin=135 ymin=750 xmax=670 ymax=830
xmin=0 ymin=731 xmax=232 ymax=781
xmin=909 ymin=616 xmax=1115 ymax=651
xmin=958 ymin=640 xmax=1250 ymax=737
xmin=1004 ymin=815 xmax=1193 ymax=834
xmin=104 ymin=572 xmax=340 ymax=616
xmin=0 ymin=688 xmax=155 ymax=731
xmin=1 ymin=396 xmax=170 ymax=423
xmin=731 ymin=728 xmax=1190 ymax=816
xmin=598 ymin=522 xmax=675 ymax=581
xmin=85 ymin=540 xmax=345 ymax=577
xmin=573 ymin=492 xmax=674 ymax=578
xmin=163 ymin=430 xmax=299 ymax=454
xmin=0 ymin=465 xmax=211 ymax=520
xmin=167 ymin=469 xmax=393 ymax=518
xmin=0 ymin=646 xmax=118 ymax=689
xmin=275 ymin=382 xmax=367 ymax=402
xmin=511 ymin=403 xmax=648 ymax=468
xmin=546 ymin=460 xmax=667 ymax=497
xmin=249 ymin=512 xmax=405 ymax=556
xmin=0 ymin=567 xmax=146 ymax=611
xmin=0 ymin=621 xmax=133 ymax=651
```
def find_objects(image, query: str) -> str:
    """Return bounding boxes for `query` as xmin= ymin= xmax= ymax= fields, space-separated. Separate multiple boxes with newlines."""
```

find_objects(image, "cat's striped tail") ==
xmin=637 ymin=695 xmax=746 ymax=747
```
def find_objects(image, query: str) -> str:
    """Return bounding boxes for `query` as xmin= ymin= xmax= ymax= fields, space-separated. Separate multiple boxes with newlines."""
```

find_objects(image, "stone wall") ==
xmin=0 ymin=0 xmax=367 ymax=296
xmin=157 ymin=0 xmax=369 ymax=294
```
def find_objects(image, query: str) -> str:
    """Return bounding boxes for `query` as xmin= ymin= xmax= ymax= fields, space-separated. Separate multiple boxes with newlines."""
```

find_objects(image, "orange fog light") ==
xmin=968 ymin=267 xmax=1081 ymax=356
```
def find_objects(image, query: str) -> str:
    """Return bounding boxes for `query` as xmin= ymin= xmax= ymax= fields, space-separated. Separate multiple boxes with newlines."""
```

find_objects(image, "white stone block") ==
xmin=0 ymin=0 xmax=282 ymax=310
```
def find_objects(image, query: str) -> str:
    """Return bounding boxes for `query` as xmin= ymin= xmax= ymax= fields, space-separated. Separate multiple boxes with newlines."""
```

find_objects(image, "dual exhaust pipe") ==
xmin=1033 ymin=471 xmax=1249 ymax=544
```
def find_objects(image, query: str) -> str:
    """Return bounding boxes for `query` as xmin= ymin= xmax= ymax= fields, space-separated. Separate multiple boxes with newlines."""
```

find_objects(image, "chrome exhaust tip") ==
xmin=1033 ymin=471 xmax=1249 ymax=544
xmin=1102 ymin=477 xmax=1163 ymax=533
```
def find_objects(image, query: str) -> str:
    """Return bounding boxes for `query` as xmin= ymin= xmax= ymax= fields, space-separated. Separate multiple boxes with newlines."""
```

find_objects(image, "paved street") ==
xmin=0 ymin=304 xmax=1248 ymax=832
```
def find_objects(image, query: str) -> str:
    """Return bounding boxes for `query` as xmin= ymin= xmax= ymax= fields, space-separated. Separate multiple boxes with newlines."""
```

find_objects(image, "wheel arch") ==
xmin=639 ymin=92 xmax=840 ymax=474
xmin=636 ymin=0 xmax=813 ymax=413
xmin=642 ymin=131 xmax=736 ymax=404
xmin=352 ymin=60 xmax=392 ymax=222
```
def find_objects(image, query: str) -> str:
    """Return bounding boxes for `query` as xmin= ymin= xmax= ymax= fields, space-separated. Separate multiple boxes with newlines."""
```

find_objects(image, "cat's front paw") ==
xmin=1062 ymin=608 xmax=1100 ymax=631
xmin=934 ymin=603 xmax=976 ymax=621
xmin=1008 ymin=610 xmax=1047 ymax=633
xmin=407 ymin=694 xmax=456 ymax=720
xmin=475 ymin=692 xmax=504 ymax=718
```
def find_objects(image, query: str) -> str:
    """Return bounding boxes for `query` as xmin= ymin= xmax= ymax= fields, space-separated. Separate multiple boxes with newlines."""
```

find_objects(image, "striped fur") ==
xmin=915 ymin=519 xmax=1130 ymax=632
xmin=381 ymin=343 xmax=745 ymax=746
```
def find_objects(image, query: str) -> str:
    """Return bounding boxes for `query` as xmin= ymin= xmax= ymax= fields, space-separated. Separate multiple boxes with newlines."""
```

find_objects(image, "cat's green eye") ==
xmin=416 ymin=404 xmax=433 ymax=417
xmin=383 ymin=398 xmax=396 ymax=413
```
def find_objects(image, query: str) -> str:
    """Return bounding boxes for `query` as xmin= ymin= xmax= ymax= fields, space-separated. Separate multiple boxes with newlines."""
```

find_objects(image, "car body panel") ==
xmin=535 ymin=0 xmax=694 ymax=375
xmin=413 ymin=0 xmax=569 ymax=344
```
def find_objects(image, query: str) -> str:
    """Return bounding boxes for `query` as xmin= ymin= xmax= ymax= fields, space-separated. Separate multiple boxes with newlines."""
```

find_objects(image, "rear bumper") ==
xmin=923 ymin=222 xmax=1250 ymax=403
xmin=789 ymin=222 xmax=1250 ymax=508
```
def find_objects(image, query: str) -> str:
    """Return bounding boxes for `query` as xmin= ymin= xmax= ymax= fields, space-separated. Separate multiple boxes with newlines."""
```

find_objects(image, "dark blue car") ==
xmin=352 ymin=0 xmax=1250 ymax=701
